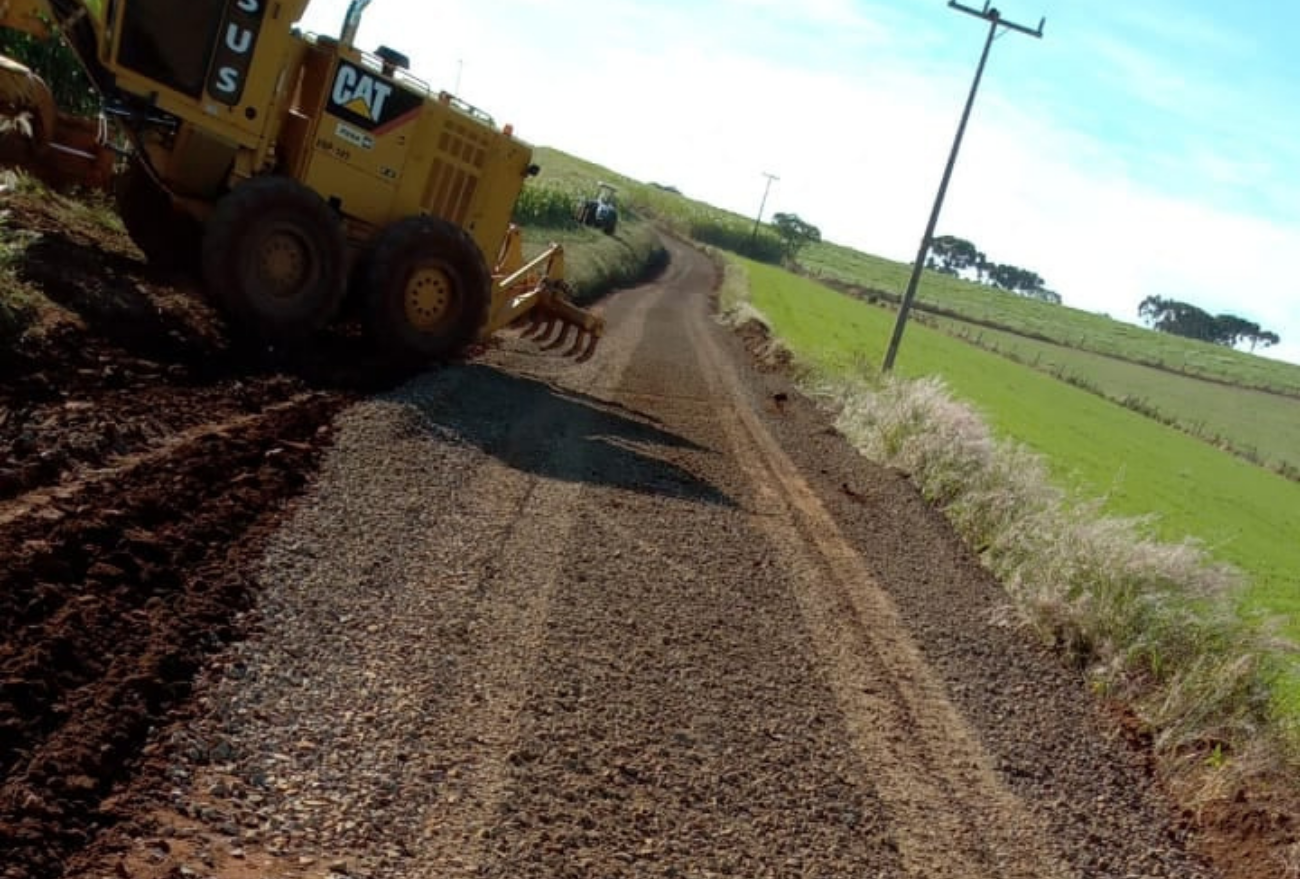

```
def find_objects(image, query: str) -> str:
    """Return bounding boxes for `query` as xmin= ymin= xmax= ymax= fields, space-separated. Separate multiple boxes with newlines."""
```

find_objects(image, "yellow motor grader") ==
xmin=0 ymin=0 xmax=602 ymax=362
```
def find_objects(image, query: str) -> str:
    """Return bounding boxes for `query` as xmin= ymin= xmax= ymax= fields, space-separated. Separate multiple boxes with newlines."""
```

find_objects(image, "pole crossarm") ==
xmin=948 ymin=1 xmax=1045 ymax=37
xmin=880 ymin=2 xmax=1045 ymax=372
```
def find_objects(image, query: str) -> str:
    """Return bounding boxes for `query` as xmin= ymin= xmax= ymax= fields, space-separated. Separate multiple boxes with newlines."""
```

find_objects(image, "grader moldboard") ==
xmin=0 ymin=0 xmax=602 ymax=363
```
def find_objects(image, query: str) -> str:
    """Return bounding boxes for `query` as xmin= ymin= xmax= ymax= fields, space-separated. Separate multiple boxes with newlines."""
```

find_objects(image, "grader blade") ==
xmin=490 ymin=234 xmax=604 ymax=361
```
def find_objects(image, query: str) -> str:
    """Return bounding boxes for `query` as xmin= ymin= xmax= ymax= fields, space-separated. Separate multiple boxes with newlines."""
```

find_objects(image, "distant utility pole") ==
xmin=454 ymin=59 xmax=463 ymax=93
xmin=751 ymin=172 xmax=780 ymax=242
xmin=881 ymin=1 xmax=1044 ymax=372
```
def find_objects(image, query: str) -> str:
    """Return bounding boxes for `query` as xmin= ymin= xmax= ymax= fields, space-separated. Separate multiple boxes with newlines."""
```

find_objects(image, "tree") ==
xmin=987 ymin=262 xmax=1057 ymax=301
xmin=1138 ymin=295 xmax=1218 ymax=342
xmin=927 ymin=234 xmax=1059 ymax=303
xmin=1212 ymin=314 xmax=1260 ymax=348
xmin=1138 ymin=296 xmax=1281 ymax=349
xmin=770 ymin=212 xmax=821 ymax=261
xmin=1252 ymin=330 xmax=1281 ymax=351
xmin=927 ymin=235 xmax=982 ymax=276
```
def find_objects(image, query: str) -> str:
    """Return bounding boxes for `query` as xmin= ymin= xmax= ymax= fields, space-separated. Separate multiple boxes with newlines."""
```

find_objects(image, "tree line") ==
xmin=1138 ymin=296 xmax=1280 ymax=351
xmin=926 ymin=235 xmax=1061 ymax=304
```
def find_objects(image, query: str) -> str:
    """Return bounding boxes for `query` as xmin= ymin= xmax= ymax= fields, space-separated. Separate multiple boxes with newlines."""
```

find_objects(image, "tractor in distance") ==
xmin=0 ymin=0 xmax=603 ymax=362
xmin=576 ymin=181 xmax=617 ymax=236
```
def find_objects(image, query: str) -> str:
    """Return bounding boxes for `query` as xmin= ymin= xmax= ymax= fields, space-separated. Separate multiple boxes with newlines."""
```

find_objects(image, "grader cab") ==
xmin=0 ymin=0 xmax=602 ymax=362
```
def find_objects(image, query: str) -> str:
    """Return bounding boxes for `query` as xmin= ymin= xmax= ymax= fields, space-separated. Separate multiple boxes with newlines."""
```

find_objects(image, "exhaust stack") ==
xmin=340 ymin=0 xmax=373 ymax=49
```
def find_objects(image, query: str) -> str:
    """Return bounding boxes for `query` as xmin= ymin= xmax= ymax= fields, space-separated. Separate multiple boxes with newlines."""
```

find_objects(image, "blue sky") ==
xmin=299 ymin=0 xmax=1300 ymax=365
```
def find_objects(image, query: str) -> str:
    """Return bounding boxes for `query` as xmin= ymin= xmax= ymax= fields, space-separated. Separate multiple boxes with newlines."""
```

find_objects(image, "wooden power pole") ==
xmin=751 ymin=172 xmax=780 ymax=243
xmin=881 ymin=2 xmax=1044 ymax=372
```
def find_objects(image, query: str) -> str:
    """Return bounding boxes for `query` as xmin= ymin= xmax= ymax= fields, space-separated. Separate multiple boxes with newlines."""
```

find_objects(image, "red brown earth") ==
xmin=1 ymin=192 xmax=358 ymax=879
xmin=0 ymin=197 xmax=1296 ymax=879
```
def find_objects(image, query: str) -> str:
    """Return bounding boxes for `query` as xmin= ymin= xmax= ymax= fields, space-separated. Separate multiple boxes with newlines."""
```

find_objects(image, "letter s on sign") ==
xmin=215 ymin=66 xmax=239 ymax=94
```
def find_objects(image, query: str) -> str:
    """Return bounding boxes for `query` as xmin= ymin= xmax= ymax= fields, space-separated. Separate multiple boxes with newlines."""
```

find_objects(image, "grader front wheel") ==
xmin=363 ymin=216 xmax=490 ymax=365
xmin=202 ymin=176 xmax=347 ymax=340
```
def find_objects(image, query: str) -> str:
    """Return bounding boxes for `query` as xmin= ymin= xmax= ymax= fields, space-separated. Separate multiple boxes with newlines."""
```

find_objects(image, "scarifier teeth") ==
xmin=541 ymin=323 xmax=573 ymax=351
xmin=563 ymin=330 xmax=588 ymax=359
xmin=575 ymin=331 xmax=599 ymax=362
xmin=520 ymin=313 xmax=547 ymax=339
xmin=538 ymin=318 xmax=564 ymax=346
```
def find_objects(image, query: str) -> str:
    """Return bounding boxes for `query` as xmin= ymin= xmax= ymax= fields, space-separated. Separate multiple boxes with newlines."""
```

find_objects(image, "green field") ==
xmin=923 ymin=315 xmax=1300 ymax=478
xmin=802 ymin=240 xmax=1300 ymax=398
xmin=741 ymin=258 xmax=1300 ymax=640
xmin=527 ymin=148 xmax=786 ymax=261
xmin=518 ymin=217 xmax=665 ymax=306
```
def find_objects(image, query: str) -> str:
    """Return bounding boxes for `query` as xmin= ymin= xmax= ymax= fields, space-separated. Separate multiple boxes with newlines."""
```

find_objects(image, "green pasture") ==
xmin=742 ymin=258 xmax=1300 ymax=639
xmin=927 ymin=315 xmax=1300 ymax=478
xmin=802 ymin=240 xmax=1300 ymax=397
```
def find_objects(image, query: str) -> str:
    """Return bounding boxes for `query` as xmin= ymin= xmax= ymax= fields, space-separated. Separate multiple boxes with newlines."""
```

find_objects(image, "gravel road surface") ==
xmin=64 ymin=239 xmax=1223 ymax=879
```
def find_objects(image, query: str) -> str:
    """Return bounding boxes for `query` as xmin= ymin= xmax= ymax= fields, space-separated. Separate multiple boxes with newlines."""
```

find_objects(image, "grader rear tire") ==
xmin=362 ymin=215 xmax=490 ymax=365
xmin=202 ymin=176 xmax=346 ymax=340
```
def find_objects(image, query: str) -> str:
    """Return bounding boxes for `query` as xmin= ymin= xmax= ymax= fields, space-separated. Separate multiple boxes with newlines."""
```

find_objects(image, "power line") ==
xmin=881 ymin=2 xmax=1045 ymax=372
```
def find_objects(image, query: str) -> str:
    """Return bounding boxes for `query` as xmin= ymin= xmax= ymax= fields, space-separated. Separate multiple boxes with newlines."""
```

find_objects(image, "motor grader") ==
xmin=0 ymin=0 xmax=602 ymax=362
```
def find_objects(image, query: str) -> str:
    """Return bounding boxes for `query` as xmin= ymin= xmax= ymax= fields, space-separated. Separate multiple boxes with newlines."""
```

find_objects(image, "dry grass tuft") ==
xmin=814 ymin=368 xmax=1298 ymax=791
xmin=711 ymin=247 xmax=754 ymax=323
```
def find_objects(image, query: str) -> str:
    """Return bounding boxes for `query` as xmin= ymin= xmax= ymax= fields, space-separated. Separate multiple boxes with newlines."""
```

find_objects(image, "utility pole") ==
xmin=751 ymin=172 xmax=779 ymax=242
xmin=454 ymin=59 xmax=464 ymax=93
xmin=881 ymin=2 xmax=1044 ymax=372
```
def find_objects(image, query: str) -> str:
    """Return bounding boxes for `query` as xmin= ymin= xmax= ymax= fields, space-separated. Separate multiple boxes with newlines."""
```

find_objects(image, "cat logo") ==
xmin=327 ymin=61 xmax=422 ymax=133
xmin=332 ymin=65 xmax=392 ymax=122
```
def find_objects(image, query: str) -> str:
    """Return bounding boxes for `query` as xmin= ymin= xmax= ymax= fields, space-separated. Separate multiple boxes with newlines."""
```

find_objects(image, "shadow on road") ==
xmin=404 ymin=364 xmax=737 ymax=508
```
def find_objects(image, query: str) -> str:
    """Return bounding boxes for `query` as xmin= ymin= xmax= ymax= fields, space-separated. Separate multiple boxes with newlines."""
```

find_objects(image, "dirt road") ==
xmin=14 ymin=237 xmax=1221 ymax=879
xmin=1 ymin=221 xmax=1238 ymax=877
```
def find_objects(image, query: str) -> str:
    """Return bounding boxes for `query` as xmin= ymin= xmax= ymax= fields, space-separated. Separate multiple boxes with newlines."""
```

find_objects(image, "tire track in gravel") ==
xmin=408 ymin=277 xmax=664 ymax=875
xmin=451 ymin=250 xmax=909 ymax=879
xmin=460 ymin=238 xmax=1066 ymax=878
xmin=678 ymin=253 xmax=1071 ymax=878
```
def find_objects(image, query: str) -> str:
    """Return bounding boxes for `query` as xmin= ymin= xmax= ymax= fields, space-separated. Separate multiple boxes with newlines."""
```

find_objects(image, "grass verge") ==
xmin=1 ymin=174 xmax=55 ymax=345
xmin=520 ymin=214 xmax=666 ymax=306
xmin=714 ymin=248 xmax=1299 ymax=816
xmin=738 ymin=259 xmax=1300 ymax=645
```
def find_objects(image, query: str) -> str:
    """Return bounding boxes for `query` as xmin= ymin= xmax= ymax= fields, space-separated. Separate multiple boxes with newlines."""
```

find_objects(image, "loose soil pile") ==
xmin=0 ymin=193 xmax=354 ymax=879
